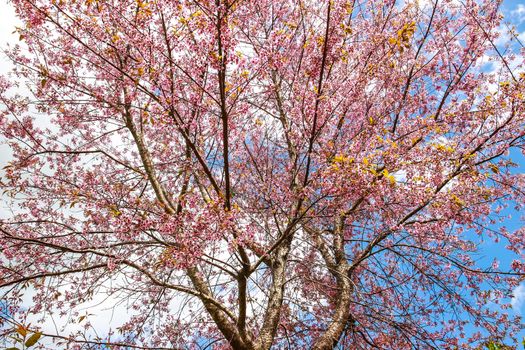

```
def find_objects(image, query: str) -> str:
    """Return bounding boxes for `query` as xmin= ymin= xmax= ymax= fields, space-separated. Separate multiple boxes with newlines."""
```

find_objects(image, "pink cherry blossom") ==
xmin=1 ymin=0 xmax=524 ymax=349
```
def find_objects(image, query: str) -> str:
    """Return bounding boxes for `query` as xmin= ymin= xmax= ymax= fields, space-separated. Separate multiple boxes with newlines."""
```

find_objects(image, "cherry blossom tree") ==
xmin=1 ymin=0 xmax=524 ymax=348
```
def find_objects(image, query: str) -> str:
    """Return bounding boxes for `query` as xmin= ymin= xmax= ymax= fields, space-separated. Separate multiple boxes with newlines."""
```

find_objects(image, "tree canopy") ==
xmin=0 ymin=0 xmax=524 ymax=348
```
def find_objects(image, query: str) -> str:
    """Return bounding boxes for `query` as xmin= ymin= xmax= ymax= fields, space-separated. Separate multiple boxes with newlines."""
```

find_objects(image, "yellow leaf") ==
xmin=434 ymin=143 xmax=454 ymax=153
xmin=344 ymin=1 xmax=353 ymax=14
xmin=382 ymin=169 xmax=396 ymax=185
xmin=488 ymin=164 xmax=499 ymax=174
xmin=451 ymin=194 xmax=465 ymax=207
xmin=16 ymin=325 xmax=28 ymax=337
xmin=25 ymin=332 xmax=42 ymax=347
xmin=109 ymin=205 xmax=121 ymax=217
xmin=333 ymin=154 xmax=346 ymax=163
xmin=191 ymin=10 xmax=203 ymax=18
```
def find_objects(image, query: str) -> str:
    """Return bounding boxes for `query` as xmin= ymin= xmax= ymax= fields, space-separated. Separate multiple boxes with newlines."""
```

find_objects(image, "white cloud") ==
xmin=510 ymin=4 xmax=525 ymax=24
xmin=511 ymin=283 xmax=525 ymax=313
xmin=392 ymin=169 xmax=407 ymax=183
xmin=0 ymin=1 xmax=22 ymax=74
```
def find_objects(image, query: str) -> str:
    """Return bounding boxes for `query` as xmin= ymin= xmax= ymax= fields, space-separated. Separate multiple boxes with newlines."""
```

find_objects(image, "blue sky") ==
xmin=487 ymin=0 xmax=525 ymax=341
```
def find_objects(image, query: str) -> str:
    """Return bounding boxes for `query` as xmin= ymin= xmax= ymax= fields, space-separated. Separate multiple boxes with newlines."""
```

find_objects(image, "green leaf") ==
xmin=6 ymin=347 xmax=20 ymax=350
xmin=8 ymin=335 xmax=22 ymax=343
xmin=24 ymin=332 xmax=42 ymax=347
